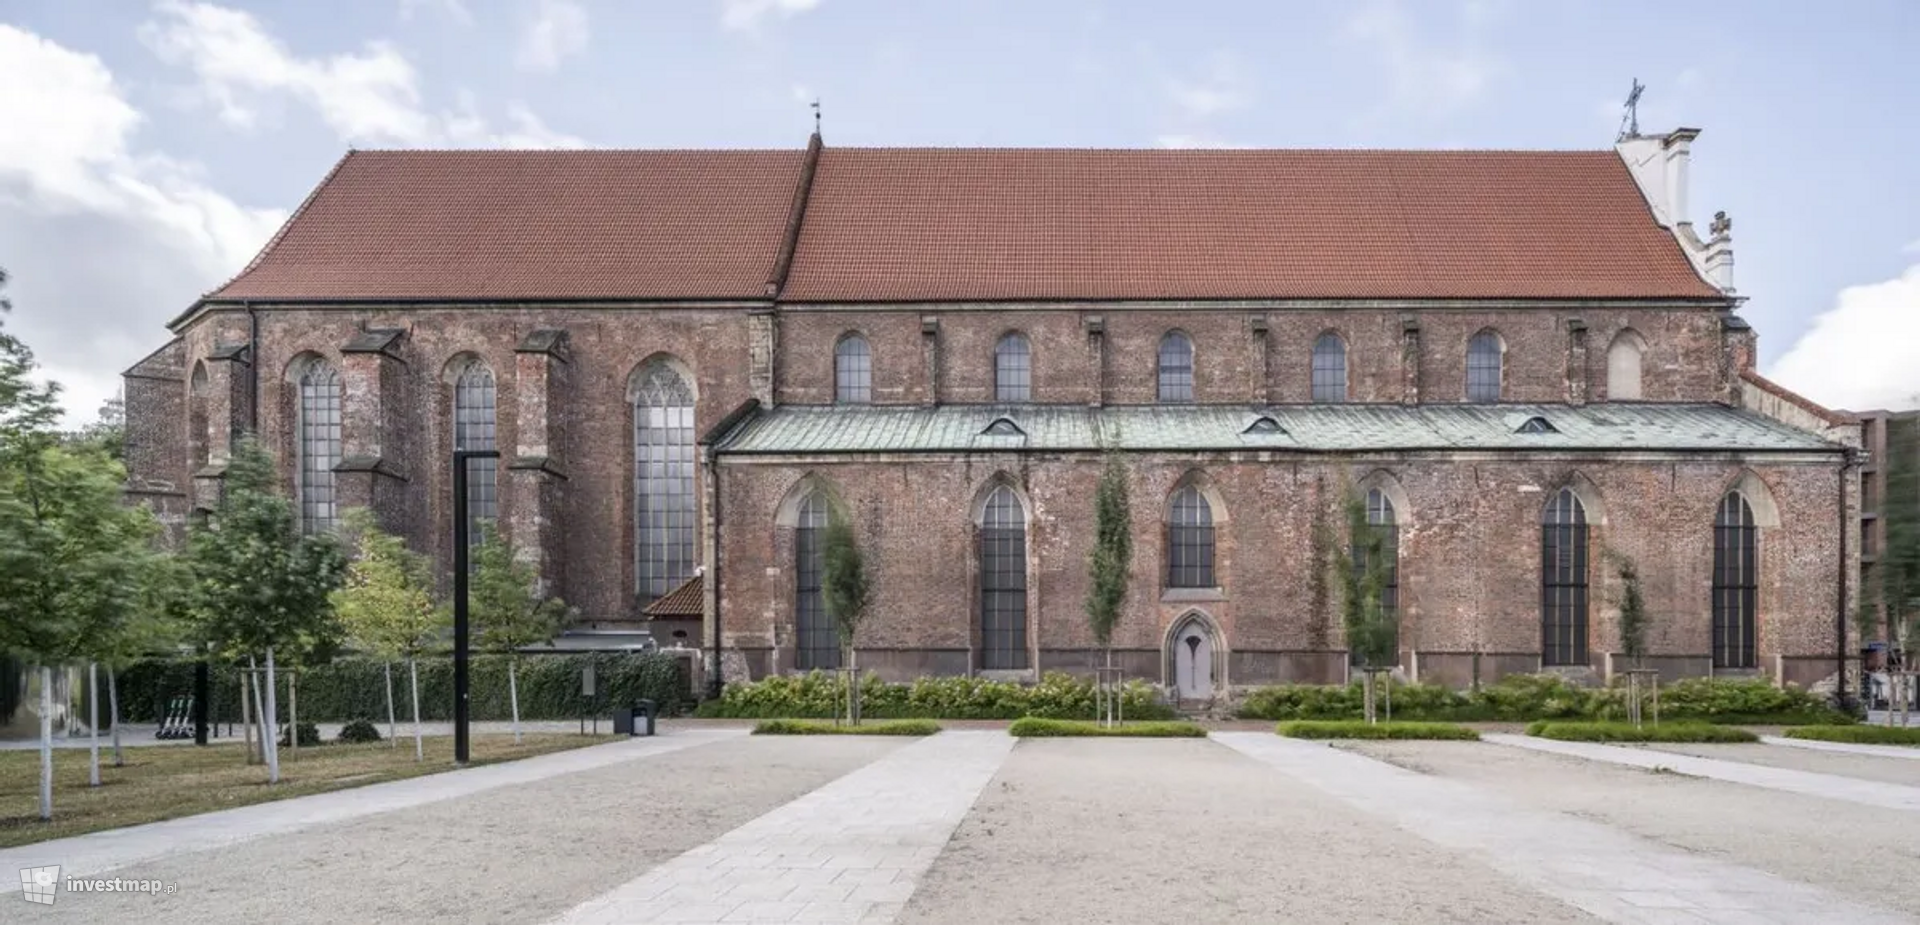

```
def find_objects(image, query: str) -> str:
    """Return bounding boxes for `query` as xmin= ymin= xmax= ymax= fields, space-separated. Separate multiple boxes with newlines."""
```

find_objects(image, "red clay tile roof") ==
xmin=642 ymin=574 xmax=703 ymax=619
xmin=781 ymin=148 xmax=1721 ymax=302
xmin=207 ymin=149 xmax=807 ymax=302
xmin=203 ymin=144 xmax=1724 ymax=305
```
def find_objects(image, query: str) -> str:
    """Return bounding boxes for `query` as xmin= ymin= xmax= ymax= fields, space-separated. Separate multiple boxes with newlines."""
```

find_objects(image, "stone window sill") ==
xmin=1161 ymin=587 xmax=1226 ymax=603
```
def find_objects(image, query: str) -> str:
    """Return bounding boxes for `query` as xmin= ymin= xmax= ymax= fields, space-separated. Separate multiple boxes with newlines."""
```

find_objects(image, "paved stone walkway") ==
xmin=551 ymin=731 xmax=1015 ymax=925
xmin=1214 ymin=733 xmax=1907 ymax=924
xmin=1761 ymin=734 xmax=1920 ymax=761
xmin=0 ymin=728 xmax=744 ymax=888
xmin=1486 ymin=733 xmax=1920 ymax=812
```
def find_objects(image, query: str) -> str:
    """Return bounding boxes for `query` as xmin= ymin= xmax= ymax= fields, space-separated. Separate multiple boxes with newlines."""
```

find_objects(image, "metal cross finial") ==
xmin=810 ymin=98 xmax=821 ymax=133
xmin=1710 ymin=210 xmax=1732 ymax=238
xmin=1618 ymin=78 xmax=1644 ymax=141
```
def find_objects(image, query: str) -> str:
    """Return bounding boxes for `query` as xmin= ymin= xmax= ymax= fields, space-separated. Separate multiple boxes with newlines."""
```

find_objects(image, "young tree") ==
xmin=182 ymin=437 xmax=346 ymax=783
xmin=1084 ymin=453 xmax=1132 ymax=726
xmin=1614 ymin=554 xmax=1648 ymax=668
xmin=470 ymin=519 xmax=567 ymax=743
xmin=1338 ymin=492 xmax=1397 ymax=721
xmin=101 ymin=551 xmax=190 ymax=767
xmin=333 ymin=507 xmax=448 ymax=759
xmin=821 ymin=503 xmax=871 ymax=725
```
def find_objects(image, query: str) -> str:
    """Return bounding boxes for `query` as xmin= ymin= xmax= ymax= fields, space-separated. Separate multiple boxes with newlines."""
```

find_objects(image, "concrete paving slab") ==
xmin=1487 ymin=733 xmax=1920 ymax=811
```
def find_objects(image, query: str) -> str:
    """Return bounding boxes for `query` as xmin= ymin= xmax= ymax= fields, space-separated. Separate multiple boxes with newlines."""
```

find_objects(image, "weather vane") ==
xmin=1617 ymin=79 xmax=1644 ymax=141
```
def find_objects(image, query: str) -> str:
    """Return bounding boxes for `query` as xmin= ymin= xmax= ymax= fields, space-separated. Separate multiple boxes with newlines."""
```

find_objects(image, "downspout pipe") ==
xmin=247 ymin=303 xmax=260 ymax=434
xmin=1838 ymin=447 xmax=1857 ymax=713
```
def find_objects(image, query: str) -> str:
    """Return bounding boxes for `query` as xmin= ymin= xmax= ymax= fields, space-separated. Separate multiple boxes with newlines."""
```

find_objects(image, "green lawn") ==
xmin=0 ymin=733 xmax=616 ymax=848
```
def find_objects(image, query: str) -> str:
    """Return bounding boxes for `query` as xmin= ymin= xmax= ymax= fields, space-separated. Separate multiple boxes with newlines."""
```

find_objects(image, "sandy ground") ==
xmin=1349 ymin=740 xmax=1920 ymax=918
xmin=899 ymin=738 xmax=1591 ymax=925
xmin=31 ymin=735 xmax=903 ymax=924
xmin=1637 ymin=741 xmax=1920 ymax=786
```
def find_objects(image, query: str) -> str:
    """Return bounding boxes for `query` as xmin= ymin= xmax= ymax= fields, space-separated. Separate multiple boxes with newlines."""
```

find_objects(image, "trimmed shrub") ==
xmin=1007 ymin=718 xmax=1205 ymax=738
xmin=1524 ymin=720 xmax=1757 ymax=743
xmin=337 ymin=718 xmax=383 ymax=744
xmin=279 ymin=721 xmax=322 ymax=747
xmin=1782 ymin=724 xmax=1920 ymax=746
xmin=698 ymin=671 xmax=1177 ymax=721
xmin=1239 ymin=675 xmax=1845 ymax=725
xmin=114 ymin=652 xmax=692 ymax=724
xmin=752 ymin=719 xmax=941 ymax=736
xmin=1276 ymin=720 xmax=1480 ymax=740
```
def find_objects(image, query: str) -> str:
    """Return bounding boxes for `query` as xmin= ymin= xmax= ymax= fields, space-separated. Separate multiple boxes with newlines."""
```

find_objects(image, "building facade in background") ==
xmin=121 ymin=127 xmax=1861 ymax=698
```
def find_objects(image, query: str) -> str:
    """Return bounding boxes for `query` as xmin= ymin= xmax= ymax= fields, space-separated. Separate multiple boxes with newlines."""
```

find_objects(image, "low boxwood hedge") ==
xmin=1007 ymin=718 xmax=1206 ymax=738
xmin=1524 ymin=720 xmax=1757 ymax=743
xmin=1782 ymin=724 xmax=1920 ymax=746
xmin=698 ymin=671 xmax=1177 ymax=721
xmin=752 ymin=719 xmax=941 ymax=736
xmin=1276 ymin=720 xmax=1480 ymax=741
xmin=114 ymin=652 xmax=692 ymax=724
xmin=1239 ymin=674 xmax=1844 ymax=726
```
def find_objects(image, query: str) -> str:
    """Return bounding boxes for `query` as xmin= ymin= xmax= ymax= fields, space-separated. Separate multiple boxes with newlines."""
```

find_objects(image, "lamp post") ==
xmin=452 ymin=449 xmax=499 ymax=766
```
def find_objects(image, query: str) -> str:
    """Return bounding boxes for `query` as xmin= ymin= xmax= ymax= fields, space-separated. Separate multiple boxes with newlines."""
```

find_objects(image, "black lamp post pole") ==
xmin=452 ymin=449 xmax=499 ymax=766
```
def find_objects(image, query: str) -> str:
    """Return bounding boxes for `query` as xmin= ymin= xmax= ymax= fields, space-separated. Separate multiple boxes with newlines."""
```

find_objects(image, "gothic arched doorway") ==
xmin=1166 ymin=612 xmax=1222 ymax=701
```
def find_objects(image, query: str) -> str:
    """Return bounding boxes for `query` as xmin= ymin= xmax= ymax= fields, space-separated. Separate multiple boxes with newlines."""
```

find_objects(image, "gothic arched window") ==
xmin=1467 ymin=330 xmax=1503 ymax=403
xmin=1541 ymin=488 xmax=1590 ymax=666
xmin=835 ymin=334 xmax=871 ymax=404
xmin=633 ymin=359 xmax=696 ymax=602
xmin=452 ymin=360 xmax=498 ymax=538
xmin=1713 ymin=492 xmax=1759 ymax=669
xmin=979 ymin=486 xmax=1029 ymax=669
xmin=1158 ymin=332 xmax=1194 ymax=403
xmin=1167 ymin=484 xmax=1216 ymax=588
xmin=296 ymin=359 xmax=342 ymax=533
xmin=1312 ymin=333 xmax=1348 ymax=403
xmin=795 ymin=491 xmax=837 ymax=669
xmin=994 ymin=333 xmax=1031 ymax=403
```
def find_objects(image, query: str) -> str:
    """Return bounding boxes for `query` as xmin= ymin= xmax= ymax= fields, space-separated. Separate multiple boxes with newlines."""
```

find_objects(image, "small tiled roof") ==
xmin=714 ymin=404 xmax=1840 ymax=456
xmin=206 ymin=150 xmax=807 ymax=302
xmin=781 ymin=148 xmax=1722 ymax=302
xmin=643 ymin=574 xmax=703 ymax=619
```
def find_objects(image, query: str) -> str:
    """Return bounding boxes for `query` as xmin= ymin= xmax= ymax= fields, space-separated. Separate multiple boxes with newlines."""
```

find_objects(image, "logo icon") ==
xmin=19 ymin=866 xmax=58 ymax=905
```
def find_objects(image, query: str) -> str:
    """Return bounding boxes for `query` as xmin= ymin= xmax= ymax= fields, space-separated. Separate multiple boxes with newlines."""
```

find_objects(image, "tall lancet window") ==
xmin=296 ymin=359 xmax=342 ymax=533
xmin=634 ymin=360 xmax=697 ymax=602
xmin=453 ymin=360 xmax=498 ymax=541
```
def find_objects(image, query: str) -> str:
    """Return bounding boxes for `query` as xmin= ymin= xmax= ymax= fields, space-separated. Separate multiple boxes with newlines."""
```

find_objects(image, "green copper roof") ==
xmin=714 ymin=403 xmax=1840 ymax=455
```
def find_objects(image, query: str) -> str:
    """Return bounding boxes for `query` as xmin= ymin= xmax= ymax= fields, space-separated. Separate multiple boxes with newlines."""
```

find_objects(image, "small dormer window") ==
xmin=1243 ymin=416 xmax=1285 ymax=435
xmin=982 ymin=417 xmax=1025 ymax=437
xmin=1517 ymin=416 xmax=1557 ymax=434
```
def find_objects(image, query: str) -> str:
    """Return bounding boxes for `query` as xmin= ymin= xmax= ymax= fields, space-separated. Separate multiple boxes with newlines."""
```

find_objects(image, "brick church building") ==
xmin=122 ymin=127 xmax=1861 ymax=699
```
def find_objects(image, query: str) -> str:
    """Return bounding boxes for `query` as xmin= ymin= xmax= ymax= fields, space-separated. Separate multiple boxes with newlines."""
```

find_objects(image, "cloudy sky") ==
xmin=3 ymin=0 xmax=1917 ymax=426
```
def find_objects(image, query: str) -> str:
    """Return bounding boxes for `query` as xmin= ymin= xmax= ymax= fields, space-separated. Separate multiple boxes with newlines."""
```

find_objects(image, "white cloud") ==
xmin=1903 ymin=239 xmax=1920 ymax=255
xmin=399 ymin=0 xmax=472 ymax=24
xmin=516 ymin=0 xmax=589 ymax=73
xmin=720 ymin=0 xmax=821 ymax=32
xmin=0 ymin=23 xmax=285 ymax=426
xmin=1345 ymin=0 xmax=1500 ymax=118
xmin=1167 ymin=52 xmax=1250 ymax=119
xmin=1768 ymin=265 xmax=1920 ymax=412
xmin=140 ymin=1 xmax=584 ymax=147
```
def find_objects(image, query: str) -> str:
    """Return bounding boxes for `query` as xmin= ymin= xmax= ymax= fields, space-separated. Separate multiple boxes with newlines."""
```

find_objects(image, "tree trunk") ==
xmin=508 ymin=659 xmax=523 ymax=745
xmin=108 ymin=665 xmax=123 ymax=767
xmin=88 ymin=663 xmax=100 ymax=787
xmin=849 ymin=647 xmax=861 ymax=726
xmin=262 ymin=649 xmax=282 ymax=784
xmin=38 ymin=665 xmax=54 ymax=821
xmin=242 ymin=665 xmax=257 ymax=765
xmin=384 ymin=661 xmax=397 ymax=748
xmin=289 ymin=672 xmax=299 ymax=756
xmin=409 ymin=657 xmax=423 ymax=762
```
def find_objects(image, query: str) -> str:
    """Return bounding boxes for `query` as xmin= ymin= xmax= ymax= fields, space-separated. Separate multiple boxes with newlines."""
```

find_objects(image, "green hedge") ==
xmin=114 ymin=652 xmax=692 ymax=723
xmin=752 ymin=719 xmax=942 ymax=736
xmin=1782 ymin=724 xmax=1920 ymax=746
xmin=1008 ymin=717 xmax=1206 ymax=738
xmin=1276 ymin=720 xmax=1480 ymax=740
xmin=697 ymin=671 xmax=1178 ymax=721
xmin=1524 ymin=720 xmax=1758 ymax=743
xmin=1239 ymin=675 xmax=1844 ymax=725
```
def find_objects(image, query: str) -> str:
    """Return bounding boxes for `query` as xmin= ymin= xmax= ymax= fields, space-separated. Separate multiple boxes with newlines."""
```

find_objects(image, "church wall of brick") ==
xmin=715 ymin=452 xmax=1847 ymax=688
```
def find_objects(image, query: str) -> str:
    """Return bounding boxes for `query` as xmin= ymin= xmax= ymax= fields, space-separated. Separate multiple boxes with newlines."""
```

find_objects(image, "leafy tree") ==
xmin=181 ymin=437 xmax=347 ymax=783
xmin=1615 ymin=554 xmax=1648 ymax=667
xmin=333 ymin=507 xmax=448 ymax=759
xmin=821 ymin=503 xmax=870 ymax=724
xmin=1884 ymin=416 xmax=1920 ymax=664
xmin=1084 ymin=453 xmax=1132 ymax=666
xmin=100 ymin=551 xmax=190 ymax=767
xmin=1338 ymin=491 xmax=1397 ymax=721
xmin=470 ymin=519 xmax=567 ymax=743
xmin=68 ymin=394 xmax=126 ymax=461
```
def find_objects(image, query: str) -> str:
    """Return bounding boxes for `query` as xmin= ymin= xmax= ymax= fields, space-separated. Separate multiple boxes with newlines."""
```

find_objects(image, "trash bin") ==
xmin=620 ymin=699 xmax=655 ymax=737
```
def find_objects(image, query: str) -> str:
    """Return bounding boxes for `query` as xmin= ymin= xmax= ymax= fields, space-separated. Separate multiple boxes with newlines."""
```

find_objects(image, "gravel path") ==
xmin=1639 ymin=741 xmax=1920 ymax=786
xmin=30 ymin=735 xmax=904 ymax=924
xmin=1348 ymin=740 xmax=1920 ymax=919
xmin=899 ymin=738 xmax=1588 ymax=925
